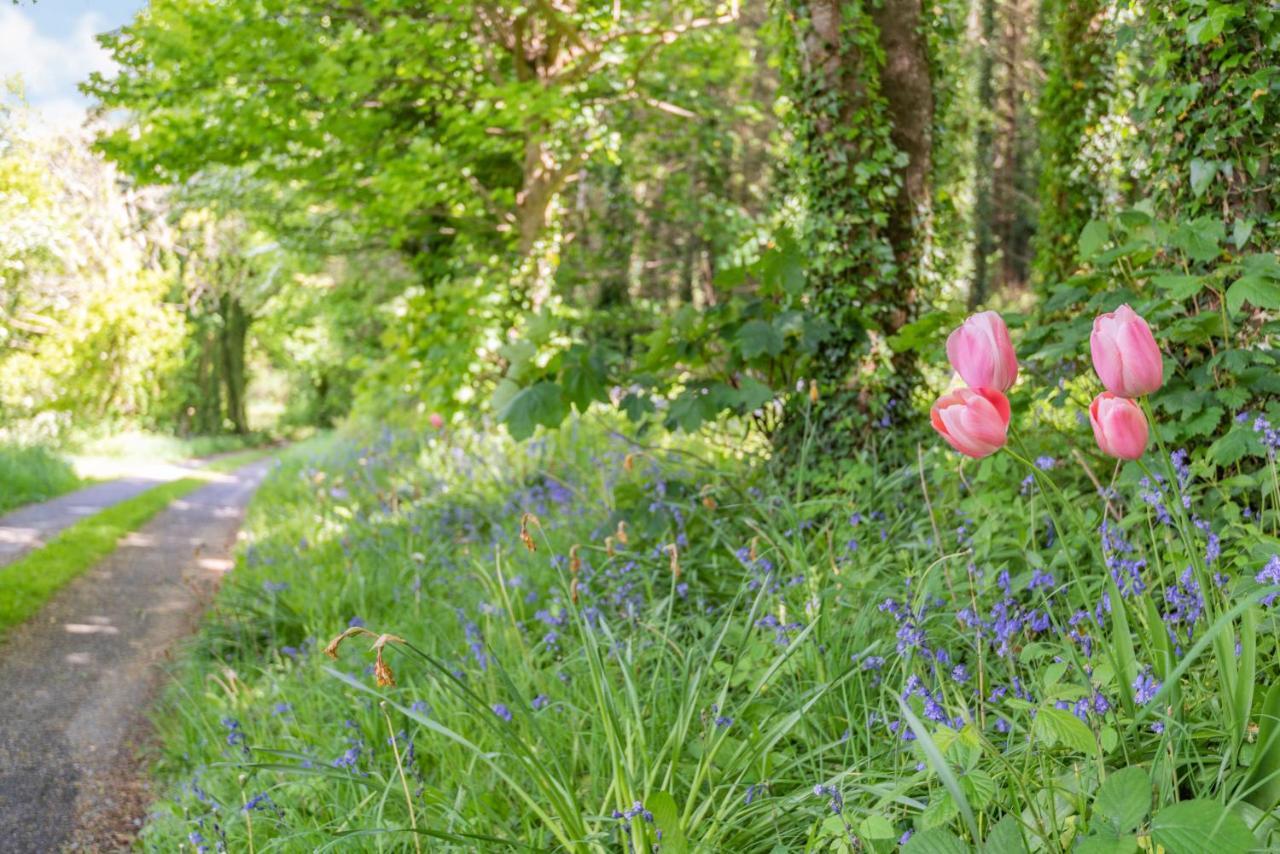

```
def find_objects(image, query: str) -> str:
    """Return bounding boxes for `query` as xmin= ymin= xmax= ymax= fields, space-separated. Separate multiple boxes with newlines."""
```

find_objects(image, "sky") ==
xmin=1 ymin=0 xmax=144 ymax=128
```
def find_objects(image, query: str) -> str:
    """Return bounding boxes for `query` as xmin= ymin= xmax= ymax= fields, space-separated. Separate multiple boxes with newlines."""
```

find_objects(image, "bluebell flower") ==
xmin=1257 ymin=555 xmax=1280 ymax=606
xmin=492 ymin=703 xmax=513 ymax=722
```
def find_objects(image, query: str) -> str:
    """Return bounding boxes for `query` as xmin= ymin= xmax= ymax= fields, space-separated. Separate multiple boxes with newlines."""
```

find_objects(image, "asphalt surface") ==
xmin=0 ymin=457 xmax=274 ymax=852
xmin=0 ymin=458 xmax=225 ymax=569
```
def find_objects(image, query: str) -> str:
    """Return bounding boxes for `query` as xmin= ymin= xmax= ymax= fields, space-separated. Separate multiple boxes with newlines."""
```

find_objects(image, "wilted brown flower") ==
xmin=666 ymin=543 xmax=680 ymax=579
xmin=569 ymin=544 xmax=581 ymax=574
xmin=520 ymin=513 xmax=539 ymax=552
xmin=615 ymin=520 xmax=629 ymax=545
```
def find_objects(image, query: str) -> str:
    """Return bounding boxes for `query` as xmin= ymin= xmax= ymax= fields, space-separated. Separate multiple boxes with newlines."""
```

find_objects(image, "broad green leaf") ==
xmin=730 ymin=377 xmax=774 ymax=411
xmin=1033 ymin=706 xmax=1096 ymax=753
xmin=1171 ymin=217 xmax=1224 ymax=263
xmin=1078 ymin=220 xmax=1110 ymax=260
xmin=1150 ymin=800 xmax=1254 ymax=854
xmin=736 ymin=320 xmax=784 ymax=360
xmin=1226 ymin=276 xmax=1280 ymax=313
xmin=1151 ymin=274 xmax=1206 ymax=300
xmin=903 ymin=829 xmax=969 ymax=854
xmin=1093 ymin=767 xmax=1151 ymax=833
xmin=646 ymin=791 xmax=687 ymax=852
xmin=1243 ymin=680 xmax=1280 ymax=809
xmin=494 ymin=381 xmax=567 ymax=440
xmin=980 ymin=815 xmax=1027 ymax=854
xmin=1075 ymin=837 xmax=1138 ymax=854
xmin=858 ymin=815 xmax=898 ymax=841
xmin=1232 ymin=218 xmax=1254 ymax=248
xmin=1189 ymin=159 xmax=1217 ymax=197
xmin=619 ymin=393 xmax=655 ymax=422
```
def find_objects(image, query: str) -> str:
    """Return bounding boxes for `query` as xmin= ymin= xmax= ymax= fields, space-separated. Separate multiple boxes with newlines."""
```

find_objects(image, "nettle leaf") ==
xmin=1149 ymin=800 xmax=1254 ymax=854
xmin=736 ymin=320 xmax=784 ymax=360
xmin=1093 ymin=767 xmax=1151 ymax=834
xmin=495 ymin=380 xmax=567 ymax=440
xmin=1226 ymin=253 xmax=1280 ymax=313
xmin=1033 ymin=706 xmax=1096 ymax=753
xmin=902 ymin=828 xmax=969 ymax=854
xmin=1079 ymin=220 xmax=1110 ymax=260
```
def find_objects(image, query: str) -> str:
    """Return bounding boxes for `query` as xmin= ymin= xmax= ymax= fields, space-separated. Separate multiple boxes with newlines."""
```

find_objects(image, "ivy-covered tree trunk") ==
xmin=780 ymin=0 xmax=934 ymax=451
xmin=1034 ymin=0 xmax=1110 ymax=286
xmin=219 ymin=293 xmax=251 ymax=434
xmin=970 ymin=0 xmax=998 ymax=309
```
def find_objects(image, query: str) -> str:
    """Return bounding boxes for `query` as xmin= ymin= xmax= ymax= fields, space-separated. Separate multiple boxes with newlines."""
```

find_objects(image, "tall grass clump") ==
xmin=140 ymin=399 xmax=1279 ymax=851
xmin=0 ymin=442 xmax=80 ymax=513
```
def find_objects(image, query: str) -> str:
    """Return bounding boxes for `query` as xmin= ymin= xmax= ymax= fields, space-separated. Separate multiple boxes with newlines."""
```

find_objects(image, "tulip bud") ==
xmin=945 ymin=311 xmax=1019 ymax=391
xmin=429 ymin=412 xmax=444 ymax=430
xmin=1089 ymin=393 xmax=1149 ymax=460
xmin=930 ymin=387 xmax=1011 ymax=459
xmin=1090 ymin=304 xmax=1163 ymax=398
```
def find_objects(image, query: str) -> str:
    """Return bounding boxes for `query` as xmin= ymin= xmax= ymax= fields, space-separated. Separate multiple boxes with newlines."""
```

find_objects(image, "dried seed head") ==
xmin=666 ymin=543 xmax=680 ymax=579
xmin=569 ymin=544 xmax=581 ymax=574
xmin=374 ymin=649 xmax=396 ymax=687
xmin=749 ymin=537 xmax=758 ymax=562
xmin=570 ymin=577 xmax=580 ymax=604
xmin=700 ymin=486 xmax=716 ymax=511
xmin=322 ymin=626 xmax=374 ymax=659
xmin=615 ymin=520 xmax=629 ymax=545
xmin=623 ymin=453 xmax=634 ymax=472
xmin=520 ymin=513 xmax=539 ymax=552
xmin=605 ymin=536 xmax=616 ymax=557
xmin=809 ymin=380 xmax=819 ymax=403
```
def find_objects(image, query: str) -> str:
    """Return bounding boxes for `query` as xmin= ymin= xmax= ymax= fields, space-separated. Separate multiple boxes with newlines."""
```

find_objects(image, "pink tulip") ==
xmin=1090 ymin=304 xmax=1163 ymax=398
xmin=946 ymin=311 xmax=1019 ymax=392
xmin=930 ymin=387 xmax=1011 ymax=459
xmin=1089 ymin=393 xmax=1149 ymax=460
xmin=429 ymin=413 xmax=444 ymax=430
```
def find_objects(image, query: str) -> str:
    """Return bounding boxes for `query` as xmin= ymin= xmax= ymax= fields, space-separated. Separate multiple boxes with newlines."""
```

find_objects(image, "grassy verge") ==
xmin=0 ymin=443 xmax=81 ymax=514
xmin=0 ymin=447 xmax=275 ymax=635
xmin=136 ymin=422 xmax=1279 ymax=851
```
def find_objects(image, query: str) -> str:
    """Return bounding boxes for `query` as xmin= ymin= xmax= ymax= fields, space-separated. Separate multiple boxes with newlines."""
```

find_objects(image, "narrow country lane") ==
xmin=0 ymin=457 xmax=275 ymax=852
xmin=0 ymin=457 xmax=233 ymax=569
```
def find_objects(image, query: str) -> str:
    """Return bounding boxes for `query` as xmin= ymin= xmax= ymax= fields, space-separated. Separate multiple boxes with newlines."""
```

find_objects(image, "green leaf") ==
xmin=1078 ymin=220 xmax=1110 ymax=260
xmin=1189 ymin=159 xmax=1217 ymax=197
xmin=1226 ymin=276 xmax=1280 ymax=314
xmin=646 ymin=791 xmax=687 ymax=853
xmin=902 ymin=829 xmax=969 ymax=854
xmin=559 ymin=347 xmax=609 ymax=413
xmin=1033 ymin=706 xmax=1096 ymax=753
xmin=1231 ymin=218 xmax=1254 ymax=248
xmin=730 ymin=377 xmax=774 ymax=411
xmin=1075 ymin=837 xmax=1139 ymax=854
xmin=1093 ymin=767 xmax=1151 ymax=833
xmin=736 ymin=320 xmax=784 ymax=360
xmin=1208 ymin=426 xmax=1259 ymax=466
xmin=1171 ymin=217 xmax=1224 ymax=263
xmin=857 ymin=815 xmax=898 ymax=841
xmin=1186 ymin=9 xmax=1226 ymax=45
xmin=619 ymin=393 xmax=655 ymax=423
xmin=1243 ymin=680 xmax=1280 ymax=809
xmin=494 ymin=381 xmax=567 ymax=440
xmin=1150 ymin=800 xmax=1254 ymax=854
xmin=980 ymin=815 xmax=1027 ymax=854
xmin=1151 ymin=274 xmax=1206 ymax=300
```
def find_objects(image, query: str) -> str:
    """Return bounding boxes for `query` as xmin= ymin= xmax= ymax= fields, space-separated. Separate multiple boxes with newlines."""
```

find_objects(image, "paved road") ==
xmin=0 ymin=459 xmax=221 ymax=569
xmin=0 ymin=457 xmax=274 ymax=852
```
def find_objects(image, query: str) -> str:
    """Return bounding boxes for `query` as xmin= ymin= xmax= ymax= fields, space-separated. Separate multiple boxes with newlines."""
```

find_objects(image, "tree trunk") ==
xmin=218 ymin=293 xmax=251 ymax=434
xmin=970 ymin=0 xmax=997 ymax=309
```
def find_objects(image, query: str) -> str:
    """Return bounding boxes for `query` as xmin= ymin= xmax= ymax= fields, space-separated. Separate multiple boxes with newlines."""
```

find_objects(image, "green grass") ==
xmin=0 ymin=442 xmax=81 ymax=514
xmin=0 ymin=447 xmax=276 ymax=635
xmin=74 ymin=430 xmax=273 ymax=464
xmin=133 ymin=421 xmax=1280 ymax=852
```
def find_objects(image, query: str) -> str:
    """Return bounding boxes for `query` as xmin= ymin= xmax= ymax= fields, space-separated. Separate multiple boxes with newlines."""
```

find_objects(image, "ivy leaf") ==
xmin=902 ymin=829 xmax=969 ymax=854
xmin=494 ymin=380 xmax=567 ymax=440
xmin=1150 ymin=800 xmax=1254 ymax=854
xmin=737 ymin=320 xmax=784 ymax=360
xmin=1093 ymin=767 xmax=1151 ymax=834
xmin=1033 ymin=706 xmax=1096 ymax=753
xmin=1189 ymin=159 xmax=1217 ymax=197
xmin=1186 ymin=8 xmax=1227 ymax=45
xmin=1078 ymin=220 xmax=1110 ymax=260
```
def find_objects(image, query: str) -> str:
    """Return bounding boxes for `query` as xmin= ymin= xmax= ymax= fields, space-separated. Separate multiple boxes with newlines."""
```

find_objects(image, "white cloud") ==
xmin=0 ymin=7 xmax=117 ymax=127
